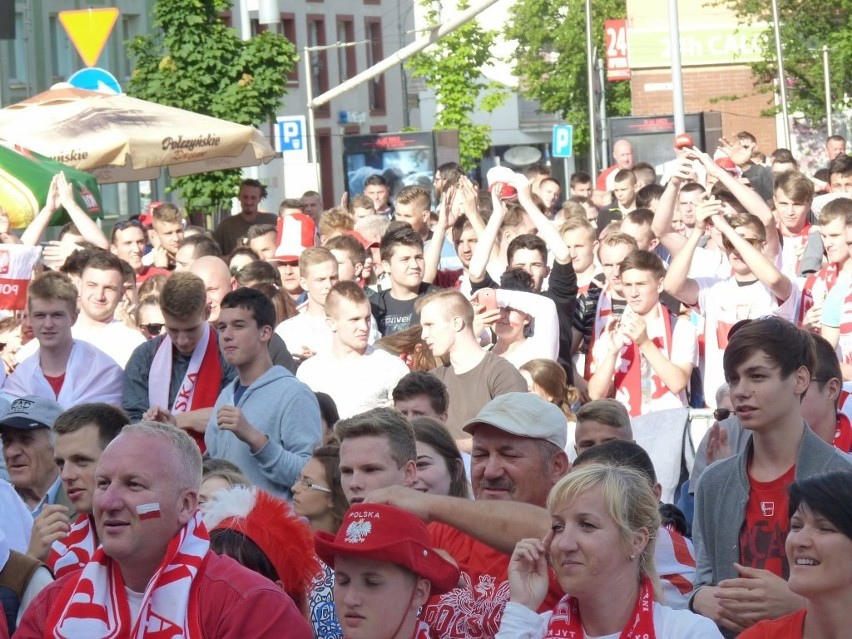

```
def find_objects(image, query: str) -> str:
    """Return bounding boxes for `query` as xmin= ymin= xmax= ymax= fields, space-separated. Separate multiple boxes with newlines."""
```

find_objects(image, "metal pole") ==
xmin=667 ymin=0 xmax=685 ymax=134
xmin=597 ymin=57 xmax=608 ymax=171
xmin=310 ymin=0 xmax=500 ymax=108
xmin=823 ymin=45 xmax=833 ymax=137
xmin=770 ymin=0 xmax=791 ymax=148
xmin=585 ymin=0 xmax=597 ymax=177
xmin=304 ymin=47 xmax=320 ymax=193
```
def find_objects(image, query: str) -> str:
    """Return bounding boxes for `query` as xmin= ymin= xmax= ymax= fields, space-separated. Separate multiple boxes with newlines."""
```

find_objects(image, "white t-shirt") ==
xmin=591 ymin=308 xmax=698 ymax=416
xmin=495 ymin=600 xmax=723 ymax=639
xmin=16 ymin=320 xmax=145 ymax=369
xmin=275 ymin=310 xmax=379 ymax=357
xmin=696 ymin=276 xmax=798 ymax=408
xmin=296 ymin=346 xmax=410 ymax=418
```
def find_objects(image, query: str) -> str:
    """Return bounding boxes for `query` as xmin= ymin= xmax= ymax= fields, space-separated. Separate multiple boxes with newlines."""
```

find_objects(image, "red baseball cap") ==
xmin=314 ymin=504 xmax=460 ymax=594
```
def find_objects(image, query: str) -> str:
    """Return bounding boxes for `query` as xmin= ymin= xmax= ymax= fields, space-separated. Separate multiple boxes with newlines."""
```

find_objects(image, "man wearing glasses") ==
xmin=664 ymin=204 xmax=795 ymax=410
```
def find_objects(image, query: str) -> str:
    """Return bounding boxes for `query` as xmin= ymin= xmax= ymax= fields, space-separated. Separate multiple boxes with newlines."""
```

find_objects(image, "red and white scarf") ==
xmin=797 ymin=263 xmax=839 ymax=326
xmin=615 ymin=304 xmax=673 ymax=418
xmin=780 ymin=222 xmax=812 ymax=276
xmin=149 ymin=326 xmax=222 ymax=451
xmin=46 ymin=511 xmax=209 ymax=639
xmin=544 ymin=577 xmax=655 ymax=639
xmin=48 ymin=514 xmax=97 ymax=580
xmin=412 ymin=620 xmax=433 ymax=639
xmin=838 ymin=289 xmax=852 ymax=364
xmin=834 ymin=413 xmax=852 ymax=453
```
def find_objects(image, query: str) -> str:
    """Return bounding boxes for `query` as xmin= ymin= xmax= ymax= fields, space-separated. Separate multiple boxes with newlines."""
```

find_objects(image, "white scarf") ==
xmin=149 ymin=326 xmax=211 ymax=413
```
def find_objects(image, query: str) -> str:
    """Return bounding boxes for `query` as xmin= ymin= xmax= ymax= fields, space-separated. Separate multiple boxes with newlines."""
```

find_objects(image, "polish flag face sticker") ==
xmin=137 ymin=502 xmax=162 ymax=520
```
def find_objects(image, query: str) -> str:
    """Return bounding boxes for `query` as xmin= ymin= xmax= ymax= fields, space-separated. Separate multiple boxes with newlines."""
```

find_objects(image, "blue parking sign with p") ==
xmin=552 ymin=125 xmax=574 ymax=158
xmin=275 ymin=116 xmax=306 ymax=153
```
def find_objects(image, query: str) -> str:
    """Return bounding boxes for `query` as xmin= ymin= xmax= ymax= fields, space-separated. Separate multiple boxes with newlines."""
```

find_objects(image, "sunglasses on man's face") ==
xmin=141 ymin=323 xmax=164 ymax=335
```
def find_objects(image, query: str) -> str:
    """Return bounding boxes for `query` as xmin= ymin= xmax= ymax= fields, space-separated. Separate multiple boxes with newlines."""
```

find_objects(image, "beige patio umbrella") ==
xmin=0 ymin=88 xmax=276 ymax=184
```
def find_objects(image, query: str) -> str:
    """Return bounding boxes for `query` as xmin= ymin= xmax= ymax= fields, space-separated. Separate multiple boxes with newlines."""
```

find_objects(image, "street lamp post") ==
xmin=770 ymin=0 xmax=791 ymax=148
xmin=585 ymin=0 xmax=597 ymax=177
xmin=823 ymin=45 xmax=833 ymax=137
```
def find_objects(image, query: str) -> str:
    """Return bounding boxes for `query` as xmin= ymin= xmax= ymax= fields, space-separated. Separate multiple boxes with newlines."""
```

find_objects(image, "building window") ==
xmin=281 ymin=13 xmax=298 ymax=85
xmin=307 ymin=15 xmax=329 ymax=117
xmin=336 ymin=16 xmax=355 ymax=83
xmin=365 ymin=18 xmax=386 ymax=114
xmin=7 ymin=12 xmax=28 ymax=85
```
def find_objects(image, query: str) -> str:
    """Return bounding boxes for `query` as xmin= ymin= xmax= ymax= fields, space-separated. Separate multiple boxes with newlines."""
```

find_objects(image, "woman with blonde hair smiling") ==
xmin=498 ymin=464 xmax=721 ymax=638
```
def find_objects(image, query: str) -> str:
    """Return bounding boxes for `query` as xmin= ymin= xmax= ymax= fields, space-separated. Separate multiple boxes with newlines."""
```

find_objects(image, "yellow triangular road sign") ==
xmin=58 ymin=8 xmax=120 ymax=68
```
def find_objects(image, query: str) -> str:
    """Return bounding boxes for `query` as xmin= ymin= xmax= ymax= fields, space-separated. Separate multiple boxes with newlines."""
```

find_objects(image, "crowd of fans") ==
xmin=2 ymin=131 xmax=852 ymax=638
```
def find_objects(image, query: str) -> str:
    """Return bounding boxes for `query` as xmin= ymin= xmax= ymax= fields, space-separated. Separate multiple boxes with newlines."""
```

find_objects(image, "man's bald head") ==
xmin=189 ymin=256 xmax=233 ymax=323
xmin=613 ymin=140 xmax=635 ymax=170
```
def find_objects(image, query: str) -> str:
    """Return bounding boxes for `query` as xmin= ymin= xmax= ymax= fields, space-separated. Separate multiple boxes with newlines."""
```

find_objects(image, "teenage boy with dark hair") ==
xmin=205 ymin=288 xmax=321 ymax=500
xmin=369 ymin=225 xmax=440 ymax=336
xmin=597 ymin=169 xmax=638 ymax=231
xmin=392 ymin=371 xmax=450 ymax=422
xmin=124 ymin=272 xmax=237 ymax=449
xmin=569 ymin=171 xmax=594 ymax=198
xmin=690 ymin=317 xmax=852 ymax=636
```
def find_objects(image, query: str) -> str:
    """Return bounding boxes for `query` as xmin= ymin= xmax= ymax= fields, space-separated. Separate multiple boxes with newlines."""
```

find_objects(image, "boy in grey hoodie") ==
xmin=205 ymin=288 xmax=321 ymax=500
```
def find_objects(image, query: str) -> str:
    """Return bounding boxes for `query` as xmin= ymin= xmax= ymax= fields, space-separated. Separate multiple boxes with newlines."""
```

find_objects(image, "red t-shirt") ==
xmin=44 ymin=372 xmax=65 ymax=398
xmin=424 ymin=522 xmax=562 ymax=639
xmin=739 ymin=464 xmax=796 ymax=578
xmin=737 ymin=608 xmax=806 ymax=638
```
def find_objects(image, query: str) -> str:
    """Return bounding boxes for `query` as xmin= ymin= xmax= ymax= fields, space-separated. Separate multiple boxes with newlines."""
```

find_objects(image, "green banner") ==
xmin=0 ymin=144 xmax=102 ymax=229
xmin=627 ymin=22 xmax=769 ymax=69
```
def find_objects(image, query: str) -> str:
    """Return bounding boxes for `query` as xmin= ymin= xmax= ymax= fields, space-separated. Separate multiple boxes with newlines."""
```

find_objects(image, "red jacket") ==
xmin=14 ymin=552 xmax=312 ymax=639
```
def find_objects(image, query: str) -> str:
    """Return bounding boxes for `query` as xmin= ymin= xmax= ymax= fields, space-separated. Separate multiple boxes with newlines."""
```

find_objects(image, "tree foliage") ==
xmin=408 ymin=1 xmax=509 ymax=172
xmin=505 ymin=0 xmax=630 ymax=156
xmin=721 ymin=0 xmax=852 ymax=122
xmin=127 ymin=0 xmax=297 ymax=210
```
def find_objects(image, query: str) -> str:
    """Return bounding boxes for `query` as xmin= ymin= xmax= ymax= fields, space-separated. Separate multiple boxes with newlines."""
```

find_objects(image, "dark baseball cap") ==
xmin=0 ymin=396 xmax=63 ymax=430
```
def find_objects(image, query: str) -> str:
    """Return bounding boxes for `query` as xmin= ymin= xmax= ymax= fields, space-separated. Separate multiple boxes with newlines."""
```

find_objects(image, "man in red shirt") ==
xmin=16 ymin=421 xmax=311 ymax=638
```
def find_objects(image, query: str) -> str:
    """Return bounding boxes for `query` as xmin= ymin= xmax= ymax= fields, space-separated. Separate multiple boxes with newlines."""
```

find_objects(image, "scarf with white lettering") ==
xmin=48 ymin=514 xmax=97 ymax=580
xmin=614 ymin=304 xmax=673 ymax=418
xmin=46 ymin=511 xmax=209 ymax=639
xmin=149 ymin=326 xmax=221 ymax=450
xmin=543 ymin=577 xmax=655 ymax=639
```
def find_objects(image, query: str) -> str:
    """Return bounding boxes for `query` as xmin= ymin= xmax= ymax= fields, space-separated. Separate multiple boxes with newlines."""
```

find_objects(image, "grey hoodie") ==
xmin=205 ymin=365 xmax=322 ymax=500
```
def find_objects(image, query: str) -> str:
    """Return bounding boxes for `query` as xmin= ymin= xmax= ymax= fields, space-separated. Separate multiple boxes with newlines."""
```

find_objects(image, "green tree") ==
xmin=505 ymin=0 xmax=630 ymax=156
xmin=408 ymin=1 xmax=509 ymax=172
xmin=722 ymin=0 xmax=852 ymax=122
xmin=128 ymin=0 xmax=297 ymax=211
